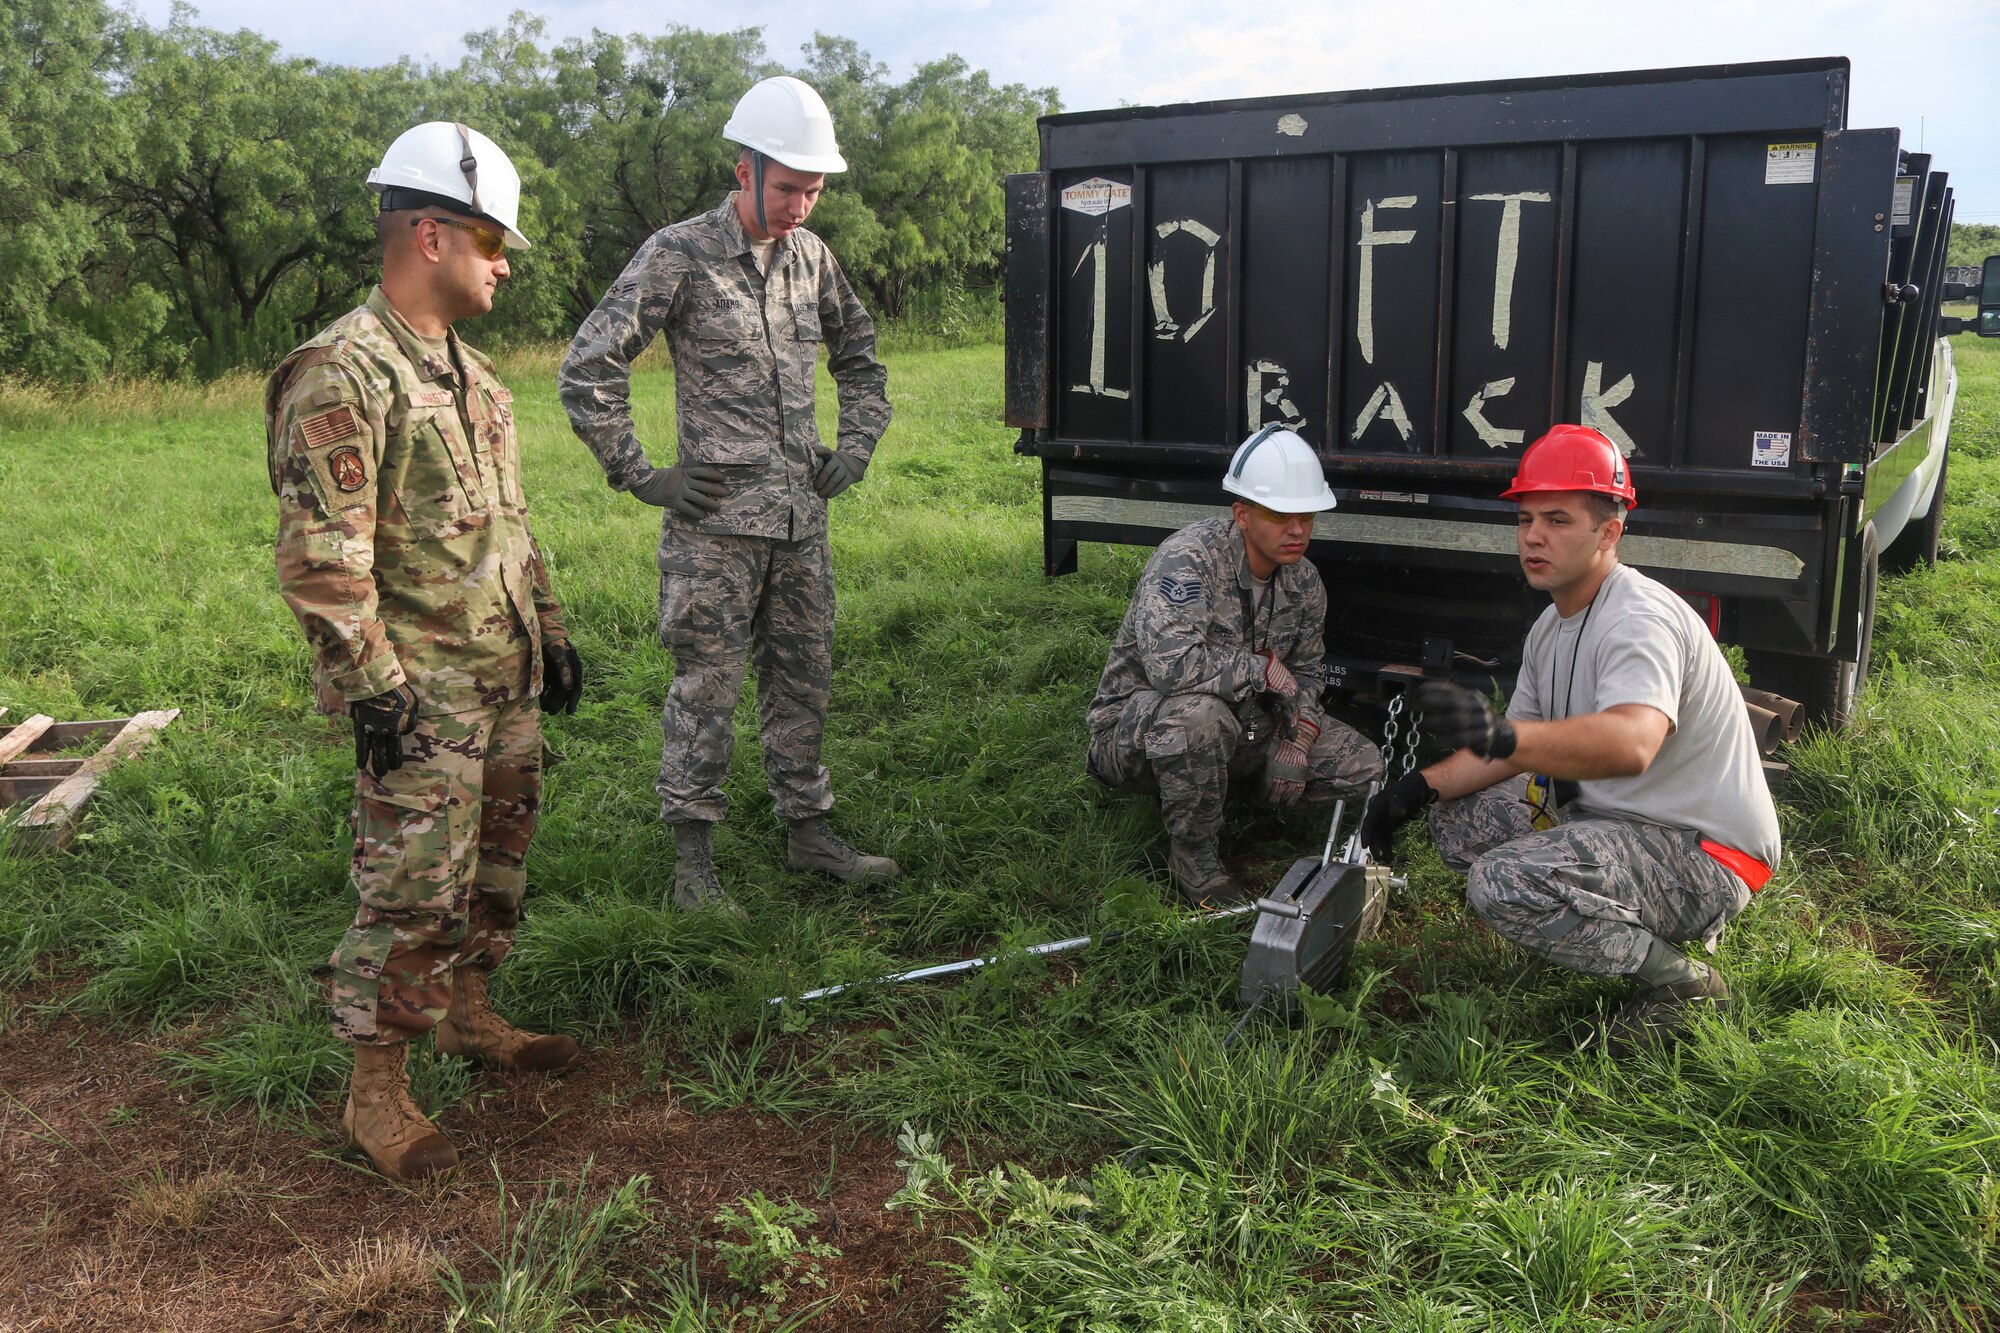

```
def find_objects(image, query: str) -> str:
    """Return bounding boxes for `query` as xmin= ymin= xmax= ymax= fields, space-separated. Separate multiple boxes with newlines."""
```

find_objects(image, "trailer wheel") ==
xmin=1745 ymin=525 xmax=1878 ymax=730
xmin=1881 ymin=448 xmax=1948 ymax=574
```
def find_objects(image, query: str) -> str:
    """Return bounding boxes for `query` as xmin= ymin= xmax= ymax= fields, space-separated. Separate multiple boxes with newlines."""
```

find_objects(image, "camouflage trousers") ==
xmin=329 ymin=696 xmax=542 ymax=1044
xmin=657 ymin=526 xmax=833 ymax=824
xmin=1430 ymin=774 xmax=1751 ymax=978
xmin=1087 ymin=689 xmax=1383 ymax=845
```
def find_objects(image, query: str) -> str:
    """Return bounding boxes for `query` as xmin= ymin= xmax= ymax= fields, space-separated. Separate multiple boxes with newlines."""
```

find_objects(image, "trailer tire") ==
xmin=1745 ymin=525 xmax=1877 ymax=730
xmin=1881 ymin=448 xmax=1947 ymax=574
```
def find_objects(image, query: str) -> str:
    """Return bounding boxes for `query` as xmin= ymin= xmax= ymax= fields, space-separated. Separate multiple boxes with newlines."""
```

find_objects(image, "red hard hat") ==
xmin=1501 ymin=424 xmax=1636 ymax=508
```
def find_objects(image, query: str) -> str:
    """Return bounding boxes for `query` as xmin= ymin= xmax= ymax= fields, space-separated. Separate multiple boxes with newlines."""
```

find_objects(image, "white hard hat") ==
xmin=1223 ymin=425 xmax=1337 ymax=513
xmin=723 ymin=77 xmax=847 ymax=174
xmin=367 ymin=122 xmax=530 ymax=250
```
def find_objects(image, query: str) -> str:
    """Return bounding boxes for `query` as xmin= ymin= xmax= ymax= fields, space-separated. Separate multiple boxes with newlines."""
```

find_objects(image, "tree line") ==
xmin=1948 ymin=223 xmax=2000 ymax=271
xmin=0 ymin=2 xmax=1056 ymax=382
xmin=9 ymin=2 xmax=1995 ymax=386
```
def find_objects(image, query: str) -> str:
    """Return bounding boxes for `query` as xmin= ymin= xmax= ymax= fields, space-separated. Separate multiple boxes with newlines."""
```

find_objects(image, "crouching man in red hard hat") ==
xmin=1359 ymin=425 xmax=1780 ymax=1054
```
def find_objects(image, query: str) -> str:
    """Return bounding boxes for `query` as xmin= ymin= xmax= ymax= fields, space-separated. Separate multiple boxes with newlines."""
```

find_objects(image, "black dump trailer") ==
xmin=1003 ymin=57 xmax=1986 ymax=724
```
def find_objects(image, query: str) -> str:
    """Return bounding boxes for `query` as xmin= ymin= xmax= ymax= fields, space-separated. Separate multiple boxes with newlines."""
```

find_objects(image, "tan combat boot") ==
xmin=1169 ymin=839 xmax=1248 ymax=908
xmin=343 ymin=1040 xmax=459 ymax=1182
xmin=434 ymin=967 xmax=582 ymax=1073
xmin=1589 ymin=967 xmax=1733 ymax=1058
xmin=787 ymin=816 xmax=901 ymax=883
xmin=673 ymin=821 xmax=744 ymax=916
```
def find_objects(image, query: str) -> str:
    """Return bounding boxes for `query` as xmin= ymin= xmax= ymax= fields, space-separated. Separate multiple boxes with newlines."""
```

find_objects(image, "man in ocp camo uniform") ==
xmin=560 ymin=77 xmax=895 ymax=912
xmin=1087 ymin=426 xmax=1384 ymax=905
xmin=269 ymin=123 xmax=584 ymax=1181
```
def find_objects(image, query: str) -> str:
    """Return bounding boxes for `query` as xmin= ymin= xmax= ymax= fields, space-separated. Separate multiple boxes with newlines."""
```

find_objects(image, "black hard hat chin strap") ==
xmin=453 ymin=123 xmax=483 ymax=216
xmin=751 ymin=150 xmax=769 ymax=235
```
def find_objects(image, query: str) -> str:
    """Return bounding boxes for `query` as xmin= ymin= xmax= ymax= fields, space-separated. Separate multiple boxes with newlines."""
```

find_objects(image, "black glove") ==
xmin=630 ymin=463 xmax=729 ymax=520
xmin=1359 ymin=770 xmax=1436 ymax=861
xmin=541 ymin=638 xmax=583 ymax=715
xmin=351 ymin=682 xmax=420 ymax=778
xmin=1412 ymin=681 xmax=1518 ymax=761
xmin=812 ymin=447 xmax=869 ymax=500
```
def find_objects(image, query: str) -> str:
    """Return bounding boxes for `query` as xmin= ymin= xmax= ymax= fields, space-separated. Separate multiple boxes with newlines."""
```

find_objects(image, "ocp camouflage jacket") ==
xmin=266 ymin=286 xmax=567 ymax=717
xmin=1088 ymin=516 xmax=1330 ymax=739
xmin=556 ymin=194 xmax=891 ymax=543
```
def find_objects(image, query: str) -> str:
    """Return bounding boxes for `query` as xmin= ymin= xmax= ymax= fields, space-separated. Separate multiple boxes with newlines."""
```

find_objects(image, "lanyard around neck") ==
xmin=1238 ymin=575 xmax=1274 ymax=653
xmin=1550 ymin=574 xmax=1608 ymax=721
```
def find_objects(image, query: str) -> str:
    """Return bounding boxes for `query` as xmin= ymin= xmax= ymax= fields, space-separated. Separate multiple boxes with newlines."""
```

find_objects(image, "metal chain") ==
xmin=1380 ymin=692 xmax=1403 ymax=775
xmin=1379 ymin=689 xmax=1426 ymax=778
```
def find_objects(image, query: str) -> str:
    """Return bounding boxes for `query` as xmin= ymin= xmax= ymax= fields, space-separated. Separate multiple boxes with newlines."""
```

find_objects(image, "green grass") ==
xmin=5 ymin=334 xmax=2000 ymax=1326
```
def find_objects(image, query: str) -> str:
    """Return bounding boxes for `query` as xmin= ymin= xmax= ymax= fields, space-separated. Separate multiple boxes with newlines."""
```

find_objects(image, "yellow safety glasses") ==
xmin=414 ymin=215 xmax=507 ymax=260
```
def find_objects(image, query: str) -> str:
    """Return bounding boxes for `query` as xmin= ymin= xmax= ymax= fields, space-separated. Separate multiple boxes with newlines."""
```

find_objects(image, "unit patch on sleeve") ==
xmin=294 ymin=402 xmax=372 ymax=513
xmin=327 ymin=445 xmax=369 ymax=492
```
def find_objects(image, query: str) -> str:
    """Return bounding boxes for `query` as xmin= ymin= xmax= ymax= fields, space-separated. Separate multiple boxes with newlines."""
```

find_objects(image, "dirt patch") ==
xmin=0 ymin=986 xmax=963 ymax=1331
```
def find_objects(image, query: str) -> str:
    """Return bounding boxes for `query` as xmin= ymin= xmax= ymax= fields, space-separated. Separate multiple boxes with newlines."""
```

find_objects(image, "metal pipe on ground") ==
xmin=765 ymin=901 xmax=1260 ymax=1007
xmin=768 ymin=800 xmax=1369 ymax=1010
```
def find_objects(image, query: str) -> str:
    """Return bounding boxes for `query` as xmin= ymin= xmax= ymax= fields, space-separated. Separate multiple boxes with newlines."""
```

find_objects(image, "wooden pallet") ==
xmin=0 ymin=707 xmax=180 ymax=852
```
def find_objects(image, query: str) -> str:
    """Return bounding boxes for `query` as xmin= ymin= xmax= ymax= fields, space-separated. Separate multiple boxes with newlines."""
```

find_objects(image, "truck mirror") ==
xmin=1981 ymin=254 xmax=2000 ymax=337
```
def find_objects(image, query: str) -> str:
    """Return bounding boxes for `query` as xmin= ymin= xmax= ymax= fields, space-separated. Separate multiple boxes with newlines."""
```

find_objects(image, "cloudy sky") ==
xmin=128 ymin=0 xmax=2000 ymax=220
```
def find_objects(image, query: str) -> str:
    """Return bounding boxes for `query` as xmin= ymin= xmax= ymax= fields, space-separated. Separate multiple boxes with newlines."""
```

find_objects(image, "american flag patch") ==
xmin=299 ymin=404 xmax=359 ymax=448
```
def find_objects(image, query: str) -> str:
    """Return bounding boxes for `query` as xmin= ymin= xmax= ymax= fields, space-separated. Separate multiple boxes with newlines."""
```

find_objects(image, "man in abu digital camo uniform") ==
xmin=560 ymin=77 xmax=896 ymax=913
xmin=269 ymin=123 xmax=584 ymax=1181
xmin=1359 ymin=426 xmax=1780 ymax=1055
xmin=1087 ymin=427 xmax=1384 ymax=906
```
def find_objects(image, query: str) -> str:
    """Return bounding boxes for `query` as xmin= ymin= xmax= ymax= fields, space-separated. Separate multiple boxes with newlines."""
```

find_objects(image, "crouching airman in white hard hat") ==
xmin=1085 ymin=425 xmax=1385 ymax=905
xmin=559 ymin=76 xmax=895 ymax=915
xmin=266 ymin=123 xmax=584 ymax=1182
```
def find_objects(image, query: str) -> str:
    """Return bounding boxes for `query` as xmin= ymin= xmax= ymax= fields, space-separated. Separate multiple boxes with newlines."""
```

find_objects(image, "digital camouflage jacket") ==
xmin=1088 ymin=516 xmax=1331 ymax=739
xmin=557 ymin=194 xmax=891 ymax=543
xmin=267 ymin=286 xmax=567 ymax=717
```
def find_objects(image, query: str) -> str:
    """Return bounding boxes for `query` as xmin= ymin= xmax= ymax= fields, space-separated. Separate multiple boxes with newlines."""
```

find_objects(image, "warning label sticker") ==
xmin=1752 ymin=431 xmax=1793 ymax=468
xmin=1892 ymin=176 xmax=1916 ymax=228
xmin=1060 ymin=178 xmax=1132 ymax=216
xmin=1765 ymin=143 xmax=1816 ymax=185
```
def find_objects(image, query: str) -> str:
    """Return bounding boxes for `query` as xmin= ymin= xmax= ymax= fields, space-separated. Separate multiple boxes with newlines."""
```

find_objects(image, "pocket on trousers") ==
xmin=657 ymin=570 xmax=728 ymax=656
xmin=353 ymin=781 xmax=461 ymax=915
xmin=1085 ymin=730 xmax=1116 ymax=786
